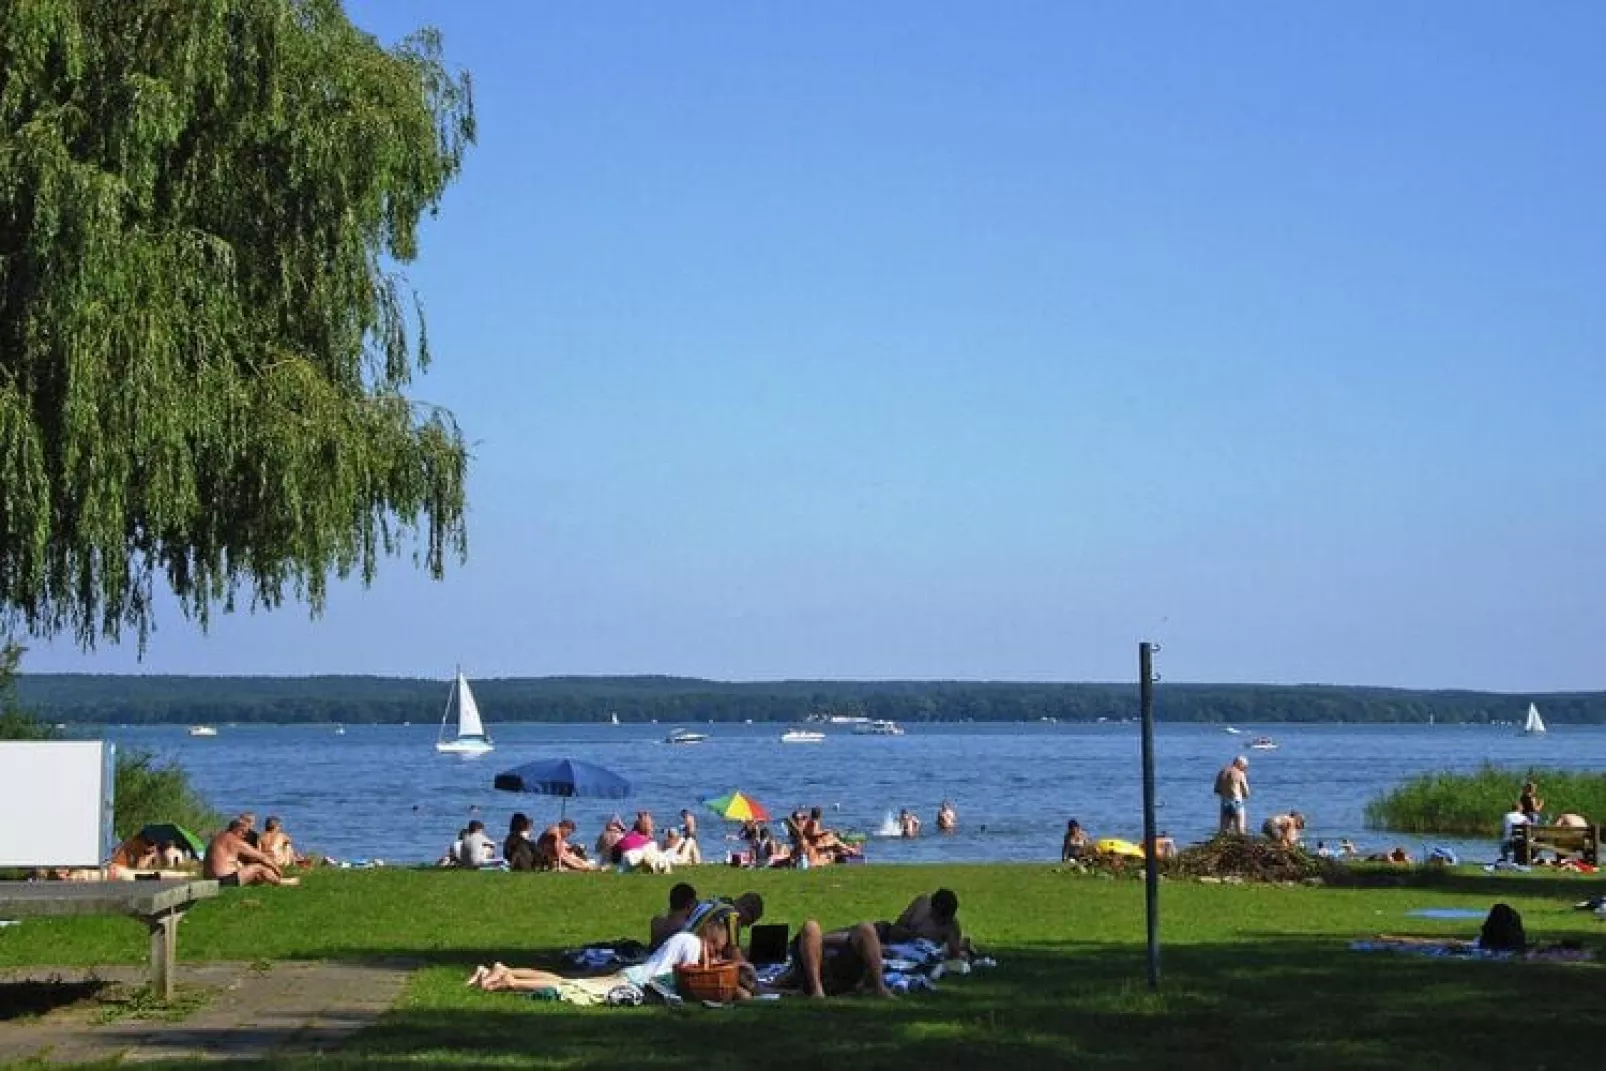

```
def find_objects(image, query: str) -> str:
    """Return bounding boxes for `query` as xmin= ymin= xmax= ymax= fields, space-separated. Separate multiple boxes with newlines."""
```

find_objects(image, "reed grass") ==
xmin=1366 ymin=763 xmax=1606 ymax=835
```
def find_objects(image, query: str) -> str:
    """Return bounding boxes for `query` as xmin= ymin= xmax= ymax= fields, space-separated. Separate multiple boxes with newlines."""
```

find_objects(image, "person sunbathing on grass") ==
xmin=880 ymin=889 xmax=976 ymax=962
xmin=257 ymin=816 xmax=300 ymax=869
xmin=105 ymin=836 xmax=193 ymax=881
xmin=686 ymin=892 xmax=765 ymax=992
xmin=535 ymin=819 xmax=598 ymax=871
xmin=664 ymin=828 xmax=703 ymax=866
xmin=466 ymin=902 xmax=749 ymax=1002
xmin=773 ymin=919 xmax=894 ymax=999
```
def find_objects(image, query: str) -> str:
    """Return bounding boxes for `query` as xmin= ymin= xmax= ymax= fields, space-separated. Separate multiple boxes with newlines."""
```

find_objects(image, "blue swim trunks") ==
xmin=1220 ymin=799 xmax=1245 ymax=818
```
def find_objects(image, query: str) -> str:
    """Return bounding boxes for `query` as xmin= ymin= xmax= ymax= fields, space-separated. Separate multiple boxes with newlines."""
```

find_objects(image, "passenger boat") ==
xmin=781 ymin=729 xmax=825 ymax=744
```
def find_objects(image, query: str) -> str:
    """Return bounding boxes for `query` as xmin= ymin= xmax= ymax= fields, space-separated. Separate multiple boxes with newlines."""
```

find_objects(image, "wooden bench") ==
xmin=1512 ymin=824 xmax=1600 ymax=866
xmin=0 ymin=879 xmax=218 ymax=1000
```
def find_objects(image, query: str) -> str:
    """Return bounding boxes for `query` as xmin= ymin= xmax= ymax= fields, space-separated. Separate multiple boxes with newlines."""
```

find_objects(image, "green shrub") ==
xmin=1366 ymin=763 xmax=1606 ymax=835
xmin=113 ymin=750 xmax=224 ymax=840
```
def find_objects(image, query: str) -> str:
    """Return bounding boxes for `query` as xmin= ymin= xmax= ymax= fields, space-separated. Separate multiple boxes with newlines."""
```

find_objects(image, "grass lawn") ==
xmin=3 ymin=863 xmax=1605 ymax=1067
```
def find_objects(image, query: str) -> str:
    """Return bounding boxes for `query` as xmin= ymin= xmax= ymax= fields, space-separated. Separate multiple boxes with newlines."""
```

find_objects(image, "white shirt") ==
xmin=1501 ymin=810 xmax=1528 ymax=842
xmin=625 ymin=931 xmax=704 ymax=985
xmin=456 ymin=830 xmax=495 ymax=868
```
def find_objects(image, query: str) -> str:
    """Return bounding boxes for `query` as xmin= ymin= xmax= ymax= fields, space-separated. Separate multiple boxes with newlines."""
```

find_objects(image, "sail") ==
xmin=455 ymin=673 xmax=488 ymax=740
xmin=1524 ymin=703 xmax=1546 ymax=734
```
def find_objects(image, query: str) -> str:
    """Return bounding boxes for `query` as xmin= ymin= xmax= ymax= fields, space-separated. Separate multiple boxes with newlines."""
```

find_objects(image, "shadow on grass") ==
xmin=0 ymin=978 xmax=106 ymax=1021
xmin=233 ymin=936 xmax=1602 ymax=1070
xmin=1334 ymin=864 xmax=1604 ymax=902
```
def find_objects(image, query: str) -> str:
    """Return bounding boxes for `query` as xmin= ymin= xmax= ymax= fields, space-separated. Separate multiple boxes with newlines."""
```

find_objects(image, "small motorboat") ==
xmin=665 ymin=728 xmax=708 ymax=745
xmin=1249 ymin=736 xmax=1278 ymax=751
xmin=188 ymin=725 xmax=218 ymax=737
xmin=781 ymin=729 xmax=825 ymax=744
xmin=852 ymin=719 xmax=905 ymax=736
xmin=1224 ymin=726 xmax=1243 ymax=735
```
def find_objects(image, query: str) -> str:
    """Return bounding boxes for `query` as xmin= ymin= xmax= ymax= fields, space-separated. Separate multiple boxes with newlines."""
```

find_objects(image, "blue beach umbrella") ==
xmin=493 ymin=758 xmax=633 ymax=817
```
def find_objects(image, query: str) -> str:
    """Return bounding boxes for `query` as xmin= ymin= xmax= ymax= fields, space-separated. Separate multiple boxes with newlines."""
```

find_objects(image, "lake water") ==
xmin=85 ymin=721 xmax=1606 ymax=866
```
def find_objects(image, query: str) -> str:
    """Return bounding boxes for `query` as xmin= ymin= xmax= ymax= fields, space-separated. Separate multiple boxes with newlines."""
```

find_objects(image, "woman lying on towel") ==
xmin=464 ymin=902 xmax=750 ymax=1003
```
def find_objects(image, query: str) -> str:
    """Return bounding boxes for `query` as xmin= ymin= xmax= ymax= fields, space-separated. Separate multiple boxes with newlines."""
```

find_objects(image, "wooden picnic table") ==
xmin=0 ymin=879 xmax=218 ymax=1000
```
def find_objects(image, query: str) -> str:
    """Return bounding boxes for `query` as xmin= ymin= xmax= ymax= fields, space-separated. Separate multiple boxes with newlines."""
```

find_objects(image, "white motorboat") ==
xmin=781 ymin=729 xmax=825 ymax=744
xmin=665 ymin=728 xmax=708 ymax=745
xmin=188 ymin=725 xmax=218 ymax=737
xmin=1224 ymin=726 xmax=1243 ymax=735
xmin=852 ymin=719 xmax=905 ymax=736
xmin=1521 ymin=702 xmax=1546 ymax=735
xmin=1248 ymin=736 xmax=1278 ymax=751
xmin=435 ymin=668 xmax=494 ymax=755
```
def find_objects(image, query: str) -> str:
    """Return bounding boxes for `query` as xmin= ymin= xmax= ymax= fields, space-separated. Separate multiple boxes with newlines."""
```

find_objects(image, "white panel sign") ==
xmin=0 ymin=741 xmax=116 ymax=867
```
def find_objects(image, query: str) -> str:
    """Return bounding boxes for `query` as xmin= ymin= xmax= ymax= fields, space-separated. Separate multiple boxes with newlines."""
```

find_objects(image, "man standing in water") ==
xmin=1214 ymin=756 xmax=1250 ymax=835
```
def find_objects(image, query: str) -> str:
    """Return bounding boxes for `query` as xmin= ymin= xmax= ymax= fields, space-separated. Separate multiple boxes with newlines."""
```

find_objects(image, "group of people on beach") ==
xmin=464 ymin=883 xmax=981 ymax=1002
xmin=47 ymin=811 xmax=305 ymax=887
xmin=1500 ymin=779 xmax=1594 ymax=864
xmin=202 ymin=812 xmax=302 ymax=887
xmin=446 ymin=808 xmax=712 ymax=873
xmin=443 ymin=799 xmax=953 ymax=872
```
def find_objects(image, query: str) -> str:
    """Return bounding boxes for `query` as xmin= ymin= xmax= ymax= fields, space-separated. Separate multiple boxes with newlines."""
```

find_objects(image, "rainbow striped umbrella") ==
xmin=704 ymin=790 xmax=772 ymax=823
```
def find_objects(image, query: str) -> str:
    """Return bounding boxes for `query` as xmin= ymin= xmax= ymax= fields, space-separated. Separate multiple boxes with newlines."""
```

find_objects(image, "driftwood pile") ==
xmin=1164 ymin=835 xmax=1338 ymax=883
xmin=1072 ymin=835 xmax=1342 ymax=884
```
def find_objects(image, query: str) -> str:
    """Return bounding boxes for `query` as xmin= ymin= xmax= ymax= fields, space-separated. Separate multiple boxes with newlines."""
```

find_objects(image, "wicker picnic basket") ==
xmin=674 ymin=961 xmax=741 ymax=1002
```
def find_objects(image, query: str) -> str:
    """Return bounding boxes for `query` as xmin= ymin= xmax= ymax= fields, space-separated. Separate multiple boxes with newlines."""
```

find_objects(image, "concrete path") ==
xmin=0 ymin=959 xmax=413 ymax=1064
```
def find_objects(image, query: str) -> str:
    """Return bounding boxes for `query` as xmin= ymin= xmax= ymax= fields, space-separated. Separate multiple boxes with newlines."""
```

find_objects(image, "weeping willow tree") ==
xmin=0 ymin=0 xmax=475 ymax=650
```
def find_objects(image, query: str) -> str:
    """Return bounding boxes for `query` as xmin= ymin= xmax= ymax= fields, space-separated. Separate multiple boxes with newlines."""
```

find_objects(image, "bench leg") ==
xmin=146 ymin=910 xmax=184 ymax=1001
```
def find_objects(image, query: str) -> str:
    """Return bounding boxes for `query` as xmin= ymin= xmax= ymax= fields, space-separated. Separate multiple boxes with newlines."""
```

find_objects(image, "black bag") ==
xmin=1479 ymin=903 xmax=1526 ymax=952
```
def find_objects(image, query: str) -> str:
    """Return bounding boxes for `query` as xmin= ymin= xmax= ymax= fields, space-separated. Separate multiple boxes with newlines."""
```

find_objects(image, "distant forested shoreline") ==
xmin=13 ymin=674 xmax=1606 ymax=726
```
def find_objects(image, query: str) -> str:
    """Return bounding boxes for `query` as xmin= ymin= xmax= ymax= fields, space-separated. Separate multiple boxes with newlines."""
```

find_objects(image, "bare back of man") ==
xmin=204 ymin=823 xmax=297 ymax=887
xmin=887 ymin=891 xmax=972 ymax=960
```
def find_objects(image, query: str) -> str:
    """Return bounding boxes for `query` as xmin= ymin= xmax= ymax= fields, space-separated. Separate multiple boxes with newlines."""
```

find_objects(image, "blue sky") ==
xmin=25 ymin=2 xmax=1606 ymax=689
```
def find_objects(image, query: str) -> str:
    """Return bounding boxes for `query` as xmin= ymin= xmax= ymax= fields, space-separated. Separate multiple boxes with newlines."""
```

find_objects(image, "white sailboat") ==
xmin=1522 ymin=702 xmax=1546 ymax=735
xmin=435 ymin=669 xmax=494 ymax=754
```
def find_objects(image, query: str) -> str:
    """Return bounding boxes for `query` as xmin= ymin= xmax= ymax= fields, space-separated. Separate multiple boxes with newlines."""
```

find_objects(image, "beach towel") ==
xmin=561 ymin=939 xmax=648 ymax=971
xmin=1351 ymin=937 xmax=1593 ymax=964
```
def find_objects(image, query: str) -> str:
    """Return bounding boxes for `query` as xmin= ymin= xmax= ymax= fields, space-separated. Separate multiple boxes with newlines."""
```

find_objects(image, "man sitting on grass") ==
xmin=535 ymin=819 xmax=597 ymax=871
xmin=649 ymin=882 xmax=699 ymax=950
xmin=204 ymin=818 xmax=298 ymax=887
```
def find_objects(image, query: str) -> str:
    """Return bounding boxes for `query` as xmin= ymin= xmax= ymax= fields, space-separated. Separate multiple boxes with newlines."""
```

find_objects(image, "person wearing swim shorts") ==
xmin=1214 ymin=756 xmax=1250 ymax=835
xmin=779 ymin=919 xmax=893 ymax=998
xmin=204 ymin=818 xmax=297 ymax=887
